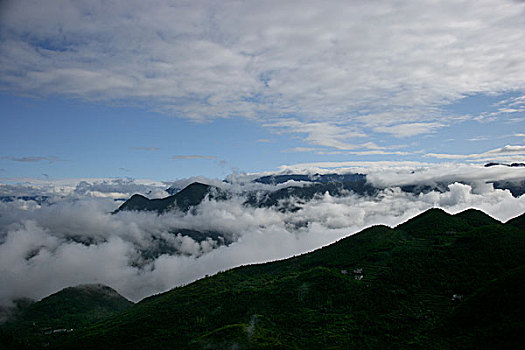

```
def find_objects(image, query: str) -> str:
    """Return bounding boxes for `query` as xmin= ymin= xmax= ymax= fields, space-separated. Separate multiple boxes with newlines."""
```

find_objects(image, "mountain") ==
xmin=492 ymin=179 xmax=525 ymax=197
xmin=245 ymin=180 xmax=378 ymax=210
xmin=484 ymin=162 xmax=525 ymax=167
xmin=506 ymin=212 xmax=525 ymax=229
xmin=454 ymin=208 xmax=501 ymax=227
xmin=9 ymin=208 xmax=522 ymax=350
xmin=248 ymin=173 xmax=377 ymax=209
xmin=165 ymin=186 xmax=181 ymax=195
xmin=253 ymin=173 xmax=367 ymax=185
xmin=114 ymin=182 xmax=233 ymax=252
xmin=0 ymin=196 xmax=49 ymax=204
xmin=117 ymin=175 xmax=376 ymax=214
xmin=115 ymin=182 xmax=226 ymax=214
xmin=0 ymin=284 xmax=133 ymax=348
xmin=116 ymin=173 xmax=525 ymax=217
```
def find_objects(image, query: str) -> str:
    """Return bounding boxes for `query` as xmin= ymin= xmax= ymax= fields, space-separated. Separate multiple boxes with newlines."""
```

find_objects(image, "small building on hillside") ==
xmin=353 ymin=268 xmax=364 ymax=280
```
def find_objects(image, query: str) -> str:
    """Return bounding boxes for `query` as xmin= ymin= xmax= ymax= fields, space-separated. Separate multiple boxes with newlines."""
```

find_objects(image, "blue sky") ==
xmin=1 ymin=0 xmax=524 ymax=181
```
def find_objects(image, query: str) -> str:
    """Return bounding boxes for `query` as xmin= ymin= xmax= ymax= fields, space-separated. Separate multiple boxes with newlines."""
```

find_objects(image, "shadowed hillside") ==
xmin=0 ymin=284 xmax=133 ymax=349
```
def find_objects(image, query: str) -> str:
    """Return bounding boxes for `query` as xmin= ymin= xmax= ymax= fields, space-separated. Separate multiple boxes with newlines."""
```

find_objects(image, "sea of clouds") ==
xmin=1 ymin=164 xmax=524 ymax=308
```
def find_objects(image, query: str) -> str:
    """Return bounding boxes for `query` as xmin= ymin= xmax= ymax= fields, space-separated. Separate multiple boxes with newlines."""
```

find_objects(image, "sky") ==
xmin=1 ymin=0 xmax=524 ymax=182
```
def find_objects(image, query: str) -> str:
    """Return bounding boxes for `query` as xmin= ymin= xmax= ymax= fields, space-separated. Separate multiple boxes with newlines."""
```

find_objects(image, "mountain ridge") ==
xmin=115 ymin=182 xmax=223 ymax=214
xmin=117 ymin=174 xmax=525 ymax=216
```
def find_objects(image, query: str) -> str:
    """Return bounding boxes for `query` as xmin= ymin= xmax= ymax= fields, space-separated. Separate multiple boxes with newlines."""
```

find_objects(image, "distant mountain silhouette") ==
xmin=253 ymin=173 xmax=366 ymax=185
xmin=115 ymin=182 xmax=227 ymax=214
xmin=484 ymin=162 xmax=525 ymax=167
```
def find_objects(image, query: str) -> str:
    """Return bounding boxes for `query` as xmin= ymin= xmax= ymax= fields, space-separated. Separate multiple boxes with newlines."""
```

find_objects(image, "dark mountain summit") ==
xmin=454 ymin=208 xmax=501 ymax=227
xmin=4 ymin=208 xmax=522 ymax=349
xmin=114 ymin=182 xmax=232 ymax=251
xmin=115 ymin=182 xmax=225 ymax=214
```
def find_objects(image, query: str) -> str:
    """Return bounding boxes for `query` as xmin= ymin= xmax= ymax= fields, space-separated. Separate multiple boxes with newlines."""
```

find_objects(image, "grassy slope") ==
xmin=5 ymin=208 xmax=525 ymax=349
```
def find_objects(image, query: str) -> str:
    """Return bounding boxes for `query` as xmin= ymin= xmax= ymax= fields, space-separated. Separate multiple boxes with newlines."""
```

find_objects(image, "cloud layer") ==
xmin=1 ymin=165 xmax=524 ymax=306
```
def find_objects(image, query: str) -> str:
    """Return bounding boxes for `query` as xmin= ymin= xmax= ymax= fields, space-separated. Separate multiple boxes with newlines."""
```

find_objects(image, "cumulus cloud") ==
xmin=1 ymin=0 xmax=524 ymax=149
xmin=0 ymin=165 xmax=524 ymax=306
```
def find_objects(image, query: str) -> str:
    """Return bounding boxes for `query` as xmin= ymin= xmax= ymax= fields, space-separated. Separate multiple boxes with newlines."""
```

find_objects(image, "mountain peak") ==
xmin=454 ymin=208 xmax=499 ymax=227
xmin=396 ymin=207 xmax=459 ymax=236
xmin=115 ymin=182 xmax=219 ymax=214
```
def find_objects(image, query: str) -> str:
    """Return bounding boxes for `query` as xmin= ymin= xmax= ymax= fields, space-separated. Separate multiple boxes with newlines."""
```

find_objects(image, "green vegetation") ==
xmin=0 ymin=284 xmax=133 ymax=348
xmin=2 ymin=208 xmax=524 ymax=349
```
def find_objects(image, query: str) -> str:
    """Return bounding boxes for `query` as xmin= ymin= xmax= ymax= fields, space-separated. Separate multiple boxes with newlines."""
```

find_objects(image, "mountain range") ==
xmin=117 ymin=173 xmax=525 ymax=215
xmin=2 ymin=208 xmax=524 ymax=349
xmin=111 ymin=173 xmax=525 ymax=254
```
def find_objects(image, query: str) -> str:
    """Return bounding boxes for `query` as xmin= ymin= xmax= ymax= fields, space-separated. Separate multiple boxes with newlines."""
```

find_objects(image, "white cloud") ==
xmin=425 ymin=144 xmax=525 ymax=161
xmin=468 ymin=136 xmax=489 ymax=142
xmin=0 ymin=178 xmax=168 ymax=199
xmin=374 ymin=122 xmax=445 ymax=137
xmin=364 ymin=163 xmax=525 ymax=188
xmin=279 ymin=160 xmax=431 ymax=171
xmin=346 ymin=150 xmax=411 ymax=156
xmin=2 ymin=0 xmax=524 ymax=148
xmin=265 ymin=119 xmax=366 ymax=150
